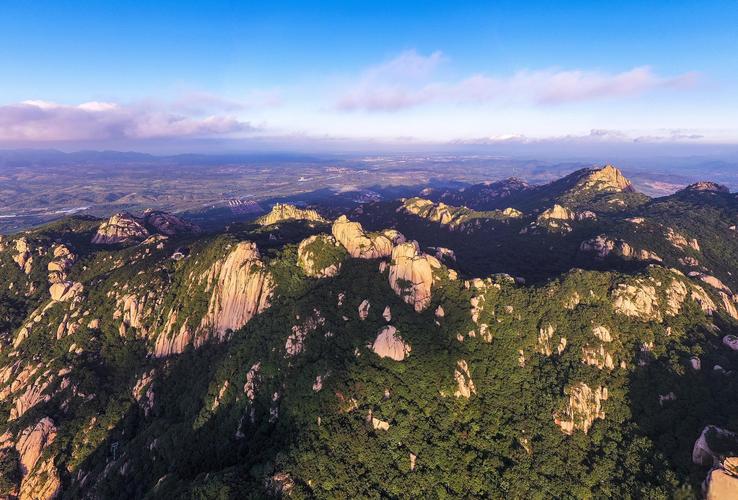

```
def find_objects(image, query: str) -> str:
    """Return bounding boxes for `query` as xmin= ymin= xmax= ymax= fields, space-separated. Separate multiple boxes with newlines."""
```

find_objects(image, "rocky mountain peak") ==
xmin=256 ymin=203 xmax=327 ymax=226
xmin=142 ymin=209 xmax=200 ymax=236
xmin=577 ymin=165 xmax=634 ymax=193
xmin=91 ymin=212 xmax=149 ymax=245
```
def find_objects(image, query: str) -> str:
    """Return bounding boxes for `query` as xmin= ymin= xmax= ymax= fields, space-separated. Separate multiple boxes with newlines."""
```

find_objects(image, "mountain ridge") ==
xmin=1 ymin=165 xmax=738 ymax=498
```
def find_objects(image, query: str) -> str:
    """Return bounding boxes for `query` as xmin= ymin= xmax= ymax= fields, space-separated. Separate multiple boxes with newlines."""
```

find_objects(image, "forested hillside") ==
xmin=2 ymin=166 xmax=738 ymax=499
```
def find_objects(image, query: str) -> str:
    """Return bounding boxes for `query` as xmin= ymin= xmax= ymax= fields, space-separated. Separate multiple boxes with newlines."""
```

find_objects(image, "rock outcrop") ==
xmin=453 ymin=360 xmax=476 ymax=398
xmin=693 ymin=426 xmax=738 ymax=467
xmin=256 ymin=203 xmax=327 ymax=225
xmin=705 ymin=457 xmax=738 ymax=499
xmin=682 ymin=181 xmax=730 ymax=194
xmin=612 ymin=280 xmax=661 ymax=322
xmin=13 ymin=238 xmax=34 ymax=274
xmin=142 ymin=209 xmax=200 ymax=236
xmin=577 ymin=165 xmax=633 ymax=193
xmin=47 ymin=244 xmax=76 ymax=283
xmin=538 ymin=204 xmax=575 ymax=222
xmin=371 ymin=326 xmax=411 ymax=361
xmin=358 ymin=299 xmax=370 ymax=320
xmin=297 ymin=234 xmax=344 ymax=278
xmin=388 ymin=242 xmax=440 ymax=312
xmin=49 ymin=281 xmax=83 ymax=302
xmin=92 ymin=213 xmax=150 ymax=244
xmin=199 ymin=242 xmax=274 ymax=339
xmin=580 ymin=235 xmax=662 ymax=262
xmin=554 ymin=383 xmax=608 ymax=435
xmin=331 ymin=216 xmax=393 ymax=259
xmin=15 ymin=417 xmax=60 ymax=500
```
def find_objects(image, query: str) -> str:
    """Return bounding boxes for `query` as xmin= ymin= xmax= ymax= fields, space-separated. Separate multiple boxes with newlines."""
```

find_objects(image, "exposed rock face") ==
xmin=297 ymin=234 xmax=343 ymax=278
xmin=9 ymin=374 xmax=52 ymax=421
xmin=381 ymin=229 xmax=406 ymax=245
xmin=256 ymin=203 xmax=327 ymax=225
xmin=388 ymin=242 xmax=440 ymax=312
xmin=581 ymin=344 xmax=615 ymax=370
xmin=592 ymin=326 xmax=612 ymax=342
xmin=47 ymin=244 xmax=76 ymax=283
xmin=92 ymin=212 xmax=150 ymax=244
xmin=720 ymin=292 xmax=738 ymax=320
xmin=142 ymin=209 xmax=200 ymax=236
xmin=358 ymin=299 xmax=371 ymax=320
xmin=365 ymin=410 xmax=390 ymax=431
xmin=537 ymin=324 xmax=557 ymax=356
xmin=580 ymin=235 xmax=662 ymax=262
xmin=538 ymin=204 xmax=575 ymax=221
xmin=665 ymin=227 xmax=700 ymax=252
xmin=244 ymin=362 xmax=261 ymax=401
xmin=13 ymin=238 xmax=33 ymax=274
xmin=266 ymin=472 xmax=295 ymax=497
xmin=15 ymin=417 xmax=60 ymax=500
xmin=577 ymin=165 xmax=633 ymax=193
xmin=116 ymin=292 xmax=157 ymax=336
xmin=682 ymin=181 xmax=730 ymax=193
xmin=132 ymin=370 xmax=156 ymax=417
xmin=285 ymin=309 xmax=324 ymax=357
xmin=49 ymin=281 xmax=83 ymax=302
xmin=665 ymin=279 xmax=689 ymax=316
xmin=691 ymin=272 xmax=732 ymax=294
xmin=705 ymin=457 xmax=738 ymax=500
xmin=19 ymin=456 xmax=60 ymax=500
xmin=693 ymin=426 xmax=738 ymax=466
xmin=199 ymin=242 xmax=274 ymax=339
xmin=612 ymin=280 xmax=661 ymax=322
xmin=153 ymin=315 xmax=192 ymax=358
xmin=554 ymin=383 xmax=608 ymax=435
xmin=691 ymin=285 xmax=717 ymax=315
xmin=453 ymin=360 xmax=476 ymax=398
xmin=382 ymin=306 xmax=391 ymax=322
xmin=502 ymin=207 xmax=523 ymax=217
xmin=331 ymin=215 xmax=393 ymax=259
xmin=723 ymin=335 xmax=738 ymax=351
xmin=401 ymin=198 xmax=471 ymax=228
xmin=431 ymin=246 xmax=456 ymax=263
xmin=371 ymin=326 xmax=411 ymax=361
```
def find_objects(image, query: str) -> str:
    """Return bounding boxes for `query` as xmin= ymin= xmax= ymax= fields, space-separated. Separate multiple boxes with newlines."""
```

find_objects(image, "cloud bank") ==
xmin=337 ymin=51 xmax=698 ymax=111
xmin=0 ymin=100 xmax=256 ymax=142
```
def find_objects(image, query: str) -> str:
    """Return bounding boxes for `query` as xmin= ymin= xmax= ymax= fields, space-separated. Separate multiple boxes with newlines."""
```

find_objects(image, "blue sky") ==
xmin=0 ymin=0 xmax=736 ymax=151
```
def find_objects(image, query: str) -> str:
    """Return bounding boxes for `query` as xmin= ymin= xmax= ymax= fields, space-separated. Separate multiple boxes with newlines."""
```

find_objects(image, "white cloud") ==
xmin=336 ymin=50 xmax=699 ymax=111
xmin=0 ymin=100 xmax=256 ymax=142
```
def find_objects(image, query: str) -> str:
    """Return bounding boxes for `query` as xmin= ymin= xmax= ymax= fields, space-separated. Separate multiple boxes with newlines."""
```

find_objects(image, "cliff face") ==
xmin=13 ymin=417 xmax=60 ymax=500
xmin=200 ymin=241 xmax=274 ymax=340
xmin=554 ymin=383 xmax=608 ymax=435
xmin=388 ymin=242 xmax=440 ymax=312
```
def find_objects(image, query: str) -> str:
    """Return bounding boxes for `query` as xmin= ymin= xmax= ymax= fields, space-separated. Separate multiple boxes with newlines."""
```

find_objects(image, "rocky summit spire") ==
xmin=577 ymin=165 xmax=634 ymax=193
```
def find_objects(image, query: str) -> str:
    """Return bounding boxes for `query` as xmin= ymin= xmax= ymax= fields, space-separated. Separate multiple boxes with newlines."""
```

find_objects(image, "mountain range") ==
xmin=1 ymin=165 xmax=738 ymax=498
